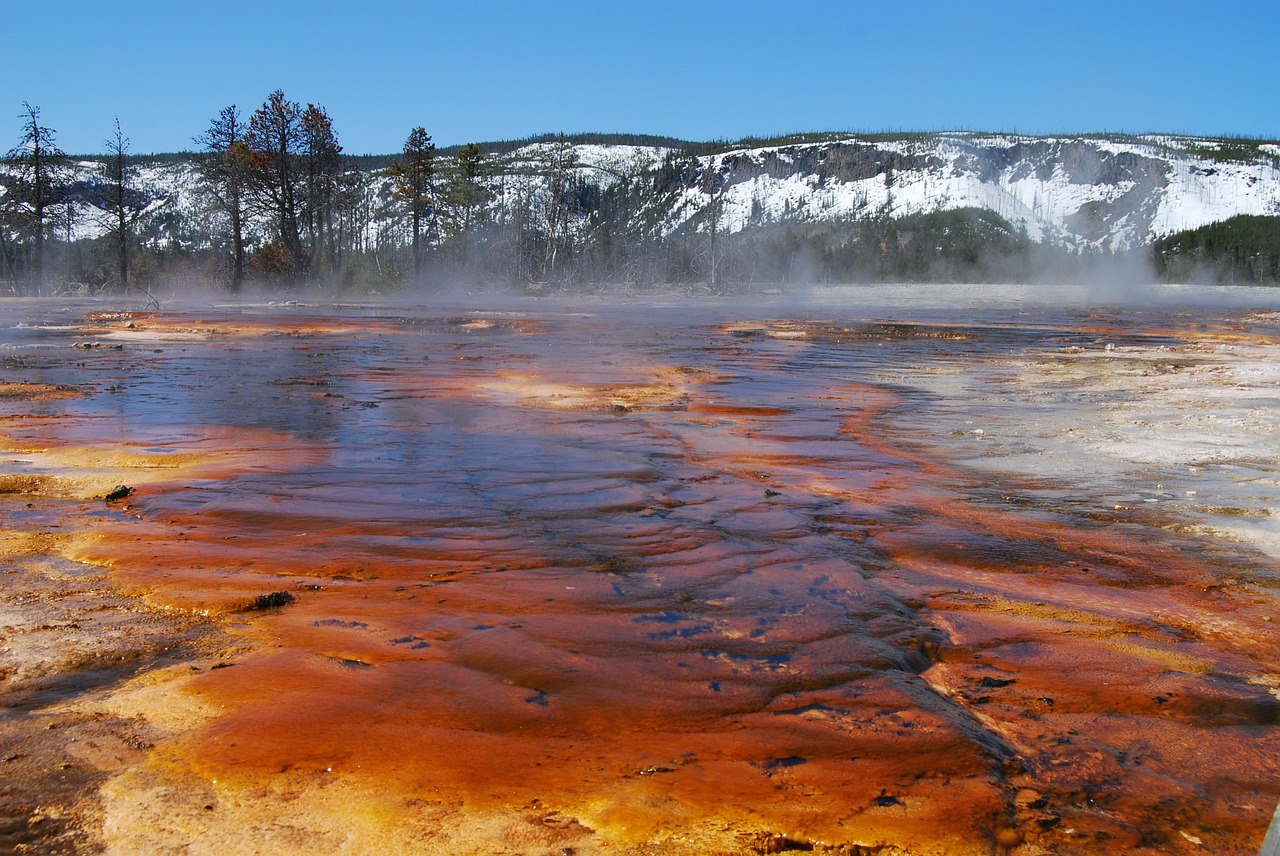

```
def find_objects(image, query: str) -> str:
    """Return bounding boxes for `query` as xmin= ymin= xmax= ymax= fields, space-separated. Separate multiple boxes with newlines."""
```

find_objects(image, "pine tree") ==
xmin=301 ymin=104 xmax=342 ymax=276
xmin=446 ymin=143 xmax=490 ymax=235
xmin=3 ymin=103 xmax=71 ymax=293
xmin=194 ymin=105 xmax=251 ymax=292
xmin=443 ymin=143 xmax=491 ymax=269
xmin=388 ymin=126 xmax=435 ymax=279
xmin=329 ymin=170 xmax=370 ymax=274
xmin=245 ymin=90 xmax=305 ymax=276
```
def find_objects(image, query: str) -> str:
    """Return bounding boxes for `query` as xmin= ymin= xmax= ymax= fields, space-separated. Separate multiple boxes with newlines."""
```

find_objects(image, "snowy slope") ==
xmin=4 ymin=133 xmax=1278 ymax=253
xmin=654 ymin=133 xmax=1280 ymax=250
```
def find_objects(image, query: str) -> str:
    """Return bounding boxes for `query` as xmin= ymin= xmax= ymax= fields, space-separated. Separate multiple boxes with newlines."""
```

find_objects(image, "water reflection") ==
xmin=1 ymin=294 xmax=1278 ymax=854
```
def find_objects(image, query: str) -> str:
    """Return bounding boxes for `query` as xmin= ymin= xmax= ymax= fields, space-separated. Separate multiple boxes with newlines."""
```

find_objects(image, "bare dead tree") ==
xmin=538 ymin=134 xmax=579 ymax=282
xmin=103 ymin=117 xmax=131 ymax=292
xmin=702 ymin=156 xmax=721 ymax=290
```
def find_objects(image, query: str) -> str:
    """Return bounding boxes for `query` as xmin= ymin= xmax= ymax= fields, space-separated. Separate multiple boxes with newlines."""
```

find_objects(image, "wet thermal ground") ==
xmin=0 ymin=290 xmax=1278 ymax=855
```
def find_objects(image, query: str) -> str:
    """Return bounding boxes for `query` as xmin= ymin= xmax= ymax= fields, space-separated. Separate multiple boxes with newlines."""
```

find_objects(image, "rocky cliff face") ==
xmin=624 ymin=134 xmax=1280 ymax=251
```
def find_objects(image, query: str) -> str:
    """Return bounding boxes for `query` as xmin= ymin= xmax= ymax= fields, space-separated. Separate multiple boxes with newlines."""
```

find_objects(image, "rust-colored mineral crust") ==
xmin=1 ymin=296 xmax=1277 ymax=855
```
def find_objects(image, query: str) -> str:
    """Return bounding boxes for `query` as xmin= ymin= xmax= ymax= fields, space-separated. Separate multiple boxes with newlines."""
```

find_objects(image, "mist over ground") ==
xmin=4 ymin=126 xmax=1278 ymax=300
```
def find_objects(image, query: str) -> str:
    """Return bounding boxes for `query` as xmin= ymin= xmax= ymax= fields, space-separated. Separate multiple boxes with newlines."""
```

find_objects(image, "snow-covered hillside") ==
xmin=7 ymin=132 xmax=1279 ymax=254
xmin=653 ymin=133 xmax=1280 ymax=251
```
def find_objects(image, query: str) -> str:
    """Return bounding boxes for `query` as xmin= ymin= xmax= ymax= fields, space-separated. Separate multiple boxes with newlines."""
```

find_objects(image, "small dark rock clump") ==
xmin=248 ymin=591 xmax=296 ymax=611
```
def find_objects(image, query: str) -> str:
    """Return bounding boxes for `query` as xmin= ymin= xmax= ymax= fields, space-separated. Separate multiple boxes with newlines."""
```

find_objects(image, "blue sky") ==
xmin=3 ymin=0 xmax=1277 ymax=155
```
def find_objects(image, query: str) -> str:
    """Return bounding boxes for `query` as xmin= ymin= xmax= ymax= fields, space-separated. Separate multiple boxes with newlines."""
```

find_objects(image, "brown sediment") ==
xmin=0 ymin=300 xmax=1278 ymax=854
xmin=0 ymin=391 xmax=223 ymax=854
xmin=0 ymin=382 xmax=84 ymax=402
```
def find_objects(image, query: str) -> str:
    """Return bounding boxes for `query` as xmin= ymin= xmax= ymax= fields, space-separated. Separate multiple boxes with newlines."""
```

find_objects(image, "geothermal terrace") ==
xmin=0 ymin=285 xmax=1277 ymax=855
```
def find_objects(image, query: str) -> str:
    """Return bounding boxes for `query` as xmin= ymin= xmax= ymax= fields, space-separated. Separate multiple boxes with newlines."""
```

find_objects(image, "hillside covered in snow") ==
xmin=4 ymin=130 xmax=1279 ymax=290
xmin=646 ymin=133 xmax=1280 ymax=252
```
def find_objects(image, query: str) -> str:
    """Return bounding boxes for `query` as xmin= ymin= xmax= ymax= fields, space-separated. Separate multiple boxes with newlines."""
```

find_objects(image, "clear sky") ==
xmin=3 ymin=0 xmax=1277 ymax=155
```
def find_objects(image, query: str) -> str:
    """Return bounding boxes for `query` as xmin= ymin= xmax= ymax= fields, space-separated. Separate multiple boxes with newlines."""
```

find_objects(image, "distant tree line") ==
xmin=0 ymin=94 xmax=491 ymax=295
xmin=1153 ymin=215 xmax=1280 ymax=285
xmin=2 ymin=98 xmax=1278 ymax=295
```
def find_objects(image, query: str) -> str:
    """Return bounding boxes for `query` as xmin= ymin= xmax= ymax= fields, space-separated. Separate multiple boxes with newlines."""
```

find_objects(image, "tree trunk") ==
xmin=412 ymin=207 xmax=422 ymax=278
xmin=116 ymin=150 xmax=128 ymax=291
xmin=231 ymin=197 xmax=244 ymax=293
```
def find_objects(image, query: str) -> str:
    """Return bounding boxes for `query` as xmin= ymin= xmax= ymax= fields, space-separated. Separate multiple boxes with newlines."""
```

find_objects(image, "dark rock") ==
xmin=248 ymin=591 xmax=296 ymax=611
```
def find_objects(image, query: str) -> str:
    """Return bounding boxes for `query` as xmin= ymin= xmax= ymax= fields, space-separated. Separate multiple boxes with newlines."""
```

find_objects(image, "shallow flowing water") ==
xmin=1 ymin=287 xmax=1278 ymax=854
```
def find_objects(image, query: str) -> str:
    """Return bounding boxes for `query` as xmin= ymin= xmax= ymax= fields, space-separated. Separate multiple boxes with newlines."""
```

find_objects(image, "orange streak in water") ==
xmin=9 ymin=305 xmax=1277 ymax=853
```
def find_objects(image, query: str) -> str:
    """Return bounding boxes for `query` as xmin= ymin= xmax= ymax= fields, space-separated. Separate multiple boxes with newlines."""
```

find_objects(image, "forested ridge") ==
xmin=1152 ymin=215 xmax=1280 ymax=285
xmin=3 ymin=94 xmax=1278 ymax=296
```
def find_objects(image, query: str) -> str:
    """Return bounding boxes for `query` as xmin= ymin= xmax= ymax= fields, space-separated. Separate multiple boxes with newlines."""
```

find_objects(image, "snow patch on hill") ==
xmin=5 ymin=133 xmax=1279 ymax=255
